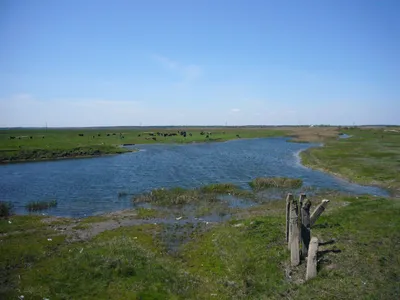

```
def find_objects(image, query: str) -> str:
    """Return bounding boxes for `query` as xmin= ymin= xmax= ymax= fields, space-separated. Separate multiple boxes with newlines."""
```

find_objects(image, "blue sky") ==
xmin=1 ymin=0 xmax=399 ymax=127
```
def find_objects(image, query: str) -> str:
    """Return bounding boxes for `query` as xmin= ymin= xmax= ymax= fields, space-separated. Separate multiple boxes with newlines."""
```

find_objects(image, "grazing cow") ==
xmin=121 ymin=136 xmax=124 ymax=139
xmin=149 ymin=133 xmax=155 ymax=136
xmin=92 ymin=136 xmax=95 ymax=138
xmin=206 ymin=135 xmax=209 ymax=138
xmin=98 ymin=134 xmax=101 ymax=136
xmin=138 ymin=134 xmax=141 ymax=137
xmin=30 ymin=136 xmax=33 ymax=139
xmin=152 ymin=137 xmax=157 ymax=141
xmin=236 ymin=134 xmax=241 ymax=138
xmin=112 ymin=133 xmax=116 ymax=135
xmin=42 ymin=136 xmax=45 ymax=139
xmin=107 ymin=134 xmax=110 ymax=136
xmin=189 ymin=133 xmax=192 ymax=136
xmin=9 ymin=136 xmax=15 ymax=139
xmin=200 ymin=131 xmax=204 ymax=135
xmin=78 ymin=133 xmax=84 ymax=137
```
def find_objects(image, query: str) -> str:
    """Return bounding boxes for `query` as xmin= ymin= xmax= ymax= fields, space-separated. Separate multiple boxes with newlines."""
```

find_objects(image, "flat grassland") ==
xmin=0 ymin=127 xmax=285 ymax=163
xmin=1 ymin=125 xmax=400 ymax=299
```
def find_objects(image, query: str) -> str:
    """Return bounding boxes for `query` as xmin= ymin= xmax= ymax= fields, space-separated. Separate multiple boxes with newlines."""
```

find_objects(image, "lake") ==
xmin=0 ymin=137 xmax=387 ymax=217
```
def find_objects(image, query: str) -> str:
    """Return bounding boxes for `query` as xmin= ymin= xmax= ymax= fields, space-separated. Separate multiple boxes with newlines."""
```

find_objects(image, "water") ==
xmin=0 ymin=137 xmax=387 ymax=217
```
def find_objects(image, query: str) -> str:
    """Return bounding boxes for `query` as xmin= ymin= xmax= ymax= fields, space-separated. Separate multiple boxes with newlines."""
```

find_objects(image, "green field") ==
xmin=0 ymin=127 xmax=285 ymax=163
xmin=301 ymin=127 xmax=400 ymax=195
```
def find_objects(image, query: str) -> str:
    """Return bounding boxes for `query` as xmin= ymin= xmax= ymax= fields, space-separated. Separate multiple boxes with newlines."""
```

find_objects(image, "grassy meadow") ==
xmin=0 ymin=127 xmax=285 ymax=163
xmin=1 ymin=126 xmax=400 ymax=299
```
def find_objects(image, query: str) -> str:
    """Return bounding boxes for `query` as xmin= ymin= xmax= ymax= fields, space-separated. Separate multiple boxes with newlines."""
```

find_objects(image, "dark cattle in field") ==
xmin=78 ymin=133 xmax=84 ymax=136
xmin=206 ymin=135 xmax=209 ymax=138
xmin=236 ymin=134 xmax=241 ymax=138
xmin=42 ymin=136 xmax=45 ymax=139
xmin=152 ymin=137 xmax=157 ymax=141
xmin=9 ymin=136 xmax=15 ymax=139
xmin=112 ymin=133 xmax=116 ymax=135
xmin=200 ymin=131 xmax=204 ymax=135
xmin=92 ymin=136 xmax=95 ymax=138
xmin=138 ymin=134 xmax=141 ymax=137
xmin=107 ymin=134 xmax=110 ymax=136
xmin=149 ymin=133 xmax=155 ymax=136
xmin=121 ymin=136 xmax=125 ymax=139
xmin=171 ymin=133 xmax=177 ymax=136
xmin=189 ymin=133 xmax=192 ymax=136
xmin=98 ymin=134 xmax=101 ymax=136
xmin=30 ymin=136 xmax=33 ymax=139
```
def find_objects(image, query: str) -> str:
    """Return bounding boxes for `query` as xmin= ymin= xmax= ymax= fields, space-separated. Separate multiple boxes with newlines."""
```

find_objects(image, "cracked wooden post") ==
xmin=310 ymin=199 xmax=330 ymax=226
xmin=289 ymin=196 xmax=300 ymax=266
xmin=285 ymin=193 xmax=293 ymax=244
xmin=301 ymin=199 xmax=311 ymax=258
xmin=306 ymin=237 xmax=319 ymax=280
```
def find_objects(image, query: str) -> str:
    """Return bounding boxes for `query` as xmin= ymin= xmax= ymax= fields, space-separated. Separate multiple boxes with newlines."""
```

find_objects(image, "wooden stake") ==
xmin=286 ymin=193 xmax=293 ymax=243
xmin=306 ymin=237 xmax=319 ymax=280
xmin=289 ymin=197 xmax=300 ymax=266
xmin=310 ymin=199 xmax=330 ymax=227
xmin=301 ymin=199 xmax=311 ymax=257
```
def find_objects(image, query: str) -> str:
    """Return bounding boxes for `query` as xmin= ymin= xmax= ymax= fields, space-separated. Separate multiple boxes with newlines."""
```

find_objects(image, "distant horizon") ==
xmin=1 ymin=124 xmax=399 ymax=130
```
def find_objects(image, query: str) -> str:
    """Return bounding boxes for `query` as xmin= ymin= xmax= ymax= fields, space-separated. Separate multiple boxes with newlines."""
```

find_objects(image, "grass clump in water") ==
xmin=25 ymin=200 xmax=58 ymax=212
xmin=133 ymin=187 xmax=212 ymax=206
xmin=249 ymin=177 xmax=303 ymax=191
xmin=0 ymin=201 xmax=13 ymax=218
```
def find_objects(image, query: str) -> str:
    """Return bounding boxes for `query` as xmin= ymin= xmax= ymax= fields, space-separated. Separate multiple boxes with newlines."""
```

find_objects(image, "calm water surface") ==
xmin=0 ymin=138 xmax=387 ymax=217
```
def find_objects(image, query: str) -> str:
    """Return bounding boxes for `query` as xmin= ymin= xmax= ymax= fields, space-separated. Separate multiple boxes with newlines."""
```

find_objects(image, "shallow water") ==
xmin=0 ymin=137 xmax=387 ymax=217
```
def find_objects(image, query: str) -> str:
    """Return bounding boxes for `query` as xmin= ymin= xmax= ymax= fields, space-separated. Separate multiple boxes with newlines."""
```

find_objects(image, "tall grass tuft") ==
xmin=249 ymin=177 xmax=303 ymax=191
xmin=26 ymin=200 xmax=58 ymax=212
xmin=0 ymin=201 xmax=13 ymax=217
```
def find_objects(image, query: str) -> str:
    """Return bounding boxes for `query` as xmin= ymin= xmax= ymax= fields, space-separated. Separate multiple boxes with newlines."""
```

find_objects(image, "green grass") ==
xmin=25 ymin=200 xmax=58 ymax=212
xmin=249 ymin=177 xmax=303 ymax=190
xmin=300 ymin=128 xmax=400 ymax=194
xmin=136 ymin=208 xmax=161 ymax=219
xmin=133 ymin=183 xmax=254 ymax=206
xmin=0 ymin=127 xmax=285 ymax=163
xmin=1 ymin=196 xmax=399 ymax=299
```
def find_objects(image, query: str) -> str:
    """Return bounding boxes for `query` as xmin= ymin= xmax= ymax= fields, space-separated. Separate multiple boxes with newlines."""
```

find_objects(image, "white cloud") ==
xmin=230 ymin=108 xmax=240 ymax=113
xmin=152 ymin=54 xmax=203 ymax=82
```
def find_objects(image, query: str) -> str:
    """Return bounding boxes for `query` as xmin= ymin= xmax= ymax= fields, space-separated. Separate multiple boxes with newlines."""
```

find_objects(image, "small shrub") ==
xmin=26 ymin=200 xmax=58 ymax=212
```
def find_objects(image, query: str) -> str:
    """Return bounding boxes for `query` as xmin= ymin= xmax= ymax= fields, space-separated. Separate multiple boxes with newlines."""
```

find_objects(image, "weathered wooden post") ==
xmin=298 ymin=193 xmax=306 ymax=227
xmin=310 ymin=199 xmax=330 ymax=226
xmin=301 ymin=199 xmax=312 ymax=257
xmin=286 ymin=193 xmax=293 ymax=244
xmin=306 ymin=237 xmax=319 ymax=280
xmin=289 ymin=197 xmax=300 ymax=266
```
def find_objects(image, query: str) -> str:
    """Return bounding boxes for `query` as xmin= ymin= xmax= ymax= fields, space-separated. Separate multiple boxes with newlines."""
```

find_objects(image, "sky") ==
xmin=0 ymin=0 xmax=399 ymax=127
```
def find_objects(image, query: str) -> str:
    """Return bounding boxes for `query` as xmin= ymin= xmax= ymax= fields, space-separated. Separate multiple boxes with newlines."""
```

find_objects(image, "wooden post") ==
xmin=310 ymin=199 xmax=330 ymax=226
xmin=306 ymin=237 xmax=319 ymax=280
xmin=298 ymin=194 xmax=306 ymax=227
xmin=285 ymin=193 xmax=293 ymax=243
xmin=301 ymin=199 xmax=311 ymax=258
xmin=289 ymin=197 xmax=300 ymax=266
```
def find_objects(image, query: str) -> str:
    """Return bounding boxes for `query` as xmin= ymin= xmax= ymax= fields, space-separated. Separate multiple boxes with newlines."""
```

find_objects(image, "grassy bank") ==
xmin=1 ymin=194 xmax=399 ymax=299
xmin=0 ymin=127 xmax=285 ymax=163
xmin=249 ymin=177 xmax=303 ymax=190
xmin=300 ymin=127 xmax=400 ymax=194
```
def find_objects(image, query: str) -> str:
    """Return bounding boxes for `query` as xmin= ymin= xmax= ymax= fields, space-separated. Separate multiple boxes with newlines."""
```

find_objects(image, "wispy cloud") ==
xmin=152 ymin=54 xmax=203 ymax=82
xmin=230 ymin=108 xmax=240 ymax=113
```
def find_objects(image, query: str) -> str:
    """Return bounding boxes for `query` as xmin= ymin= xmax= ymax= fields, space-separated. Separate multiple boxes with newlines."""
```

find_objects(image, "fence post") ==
xmin=301 ymin=199 xmax=311 ymax=258
xmin=289 ymin=197 xmax=300 ymax=266
xmin=310 ymin=199 xmax=330 ymax=226
xmin=286 ymin=193 xmax=293 ymax=244
xmin=306 ymin=237 xmax=319 ymax=280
